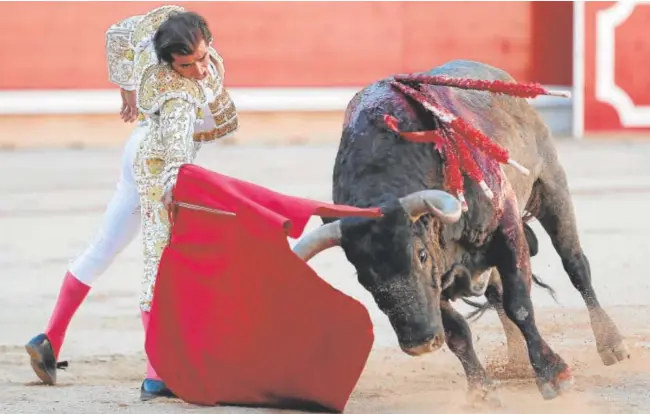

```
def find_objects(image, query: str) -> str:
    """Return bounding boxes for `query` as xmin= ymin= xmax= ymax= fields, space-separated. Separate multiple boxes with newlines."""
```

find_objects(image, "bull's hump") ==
xmin=346 ymin=60 xmax=515 ymax=131
xmin=345 ymin=81 xmax=432 ymax=132
xmin=428 ymin=60 xmax=515 ymax=82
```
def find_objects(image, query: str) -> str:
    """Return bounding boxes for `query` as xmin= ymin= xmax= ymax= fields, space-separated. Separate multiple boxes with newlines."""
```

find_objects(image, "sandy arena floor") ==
xmin=2 ymin=138 xmax=650 ymax=413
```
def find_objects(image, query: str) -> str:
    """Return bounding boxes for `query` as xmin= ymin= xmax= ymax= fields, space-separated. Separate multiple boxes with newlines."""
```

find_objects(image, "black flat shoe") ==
xmin=25 ymin=333 xmax=67 ymax=385
xmin=140 ymin=378 xmax=176 ymax=401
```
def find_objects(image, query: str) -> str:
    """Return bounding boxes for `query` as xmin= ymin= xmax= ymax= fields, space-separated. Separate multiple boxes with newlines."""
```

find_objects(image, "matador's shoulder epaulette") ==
xmin=137 ymin=64 xmax=207 ymax=114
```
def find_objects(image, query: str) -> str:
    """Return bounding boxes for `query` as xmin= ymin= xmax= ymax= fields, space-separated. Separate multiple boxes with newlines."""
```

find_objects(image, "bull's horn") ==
xmin=292 ymin=221 xmax=342 ymax=262
xmin=399 ymin=189 xmax=463 ymax=224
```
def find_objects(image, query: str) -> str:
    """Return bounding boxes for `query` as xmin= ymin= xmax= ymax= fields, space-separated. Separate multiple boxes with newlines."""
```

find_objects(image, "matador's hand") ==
xmin=162 ymin=188 xmax=174 ymax=212
xmin=120 ymin=88 xmax=138 ymax=123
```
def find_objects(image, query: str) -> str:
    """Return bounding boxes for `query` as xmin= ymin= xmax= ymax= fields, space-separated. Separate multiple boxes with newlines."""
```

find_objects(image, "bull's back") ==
xmin=335 ymin=60 xmax=546 ymax=209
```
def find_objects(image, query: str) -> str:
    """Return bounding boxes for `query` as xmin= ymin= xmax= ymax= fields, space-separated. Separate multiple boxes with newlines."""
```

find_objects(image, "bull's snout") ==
xmin=400 ymin=331 xmax=445 ymax=356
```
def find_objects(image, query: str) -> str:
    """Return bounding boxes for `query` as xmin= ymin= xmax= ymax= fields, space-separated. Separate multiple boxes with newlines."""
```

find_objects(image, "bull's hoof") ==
xmin=598 ymin=341 xmax=630 ymax=366
xmin=591 ymin=311 xmax=629 ymax=366
xmin=467 ymin=380 xmax=503 ymax=409
xmin=535 ymin=364 xmax=574 ymax=400
xmin=25 ymin=333 xmax=57 ymax=385
xmin=140 ymin=379 xmax=176 ymax=401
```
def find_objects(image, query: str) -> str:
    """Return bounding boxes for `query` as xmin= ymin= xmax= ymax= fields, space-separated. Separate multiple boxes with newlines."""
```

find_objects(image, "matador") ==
xmin=25 ymin=5 xmax=238 ymax=400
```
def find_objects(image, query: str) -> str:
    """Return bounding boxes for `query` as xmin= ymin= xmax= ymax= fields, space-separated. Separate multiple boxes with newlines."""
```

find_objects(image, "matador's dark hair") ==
xmin=153 ymin=11 xmax=212 ymax=64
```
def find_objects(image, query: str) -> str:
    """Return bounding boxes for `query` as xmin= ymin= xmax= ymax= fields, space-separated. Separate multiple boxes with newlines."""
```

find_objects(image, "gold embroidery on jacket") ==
xmin=133 ymin=97 xmax=198 ymax=311
xmin=132 ymin=5 xmax=185 ymax=47
xmin=137 ymin=65 xmax=206 ymax=114
xmin=105 ymin=15 xmax=142 ymax=88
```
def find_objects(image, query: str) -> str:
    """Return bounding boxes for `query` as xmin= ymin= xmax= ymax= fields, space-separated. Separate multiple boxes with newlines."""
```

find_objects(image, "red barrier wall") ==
xmin=0 ymin=1 xmax=573 ymax=90
xmin=582 ymin=1 xmax=650 ymax=133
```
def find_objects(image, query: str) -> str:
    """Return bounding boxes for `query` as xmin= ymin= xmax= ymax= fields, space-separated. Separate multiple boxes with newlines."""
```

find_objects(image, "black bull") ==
xmin=292 ymin=60 xmax=629 ymax=402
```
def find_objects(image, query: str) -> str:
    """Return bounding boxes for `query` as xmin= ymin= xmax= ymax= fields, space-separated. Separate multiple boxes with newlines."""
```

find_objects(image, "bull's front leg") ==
xmin=440 ymin=300 xmax=501 ymax=407
xmin=490 ymin=199 xmax=573 ymax=400
xmin=483 ymin=272 xmax=534 ymax=379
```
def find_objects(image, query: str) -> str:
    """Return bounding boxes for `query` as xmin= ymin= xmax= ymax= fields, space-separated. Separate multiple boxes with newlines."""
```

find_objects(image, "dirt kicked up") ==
xmin=1 ymin=139 xmax=650 ymax=413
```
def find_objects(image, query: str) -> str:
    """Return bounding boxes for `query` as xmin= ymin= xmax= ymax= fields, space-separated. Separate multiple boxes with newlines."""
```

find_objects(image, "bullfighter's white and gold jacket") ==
xmin=105 ymin=5 xmax=238 ymax=311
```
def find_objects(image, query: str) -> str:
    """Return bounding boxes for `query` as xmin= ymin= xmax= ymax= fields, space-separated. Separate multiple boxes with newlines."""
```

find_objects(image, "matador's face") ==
xmin=171 ymin=39 xmax=211 ymax=81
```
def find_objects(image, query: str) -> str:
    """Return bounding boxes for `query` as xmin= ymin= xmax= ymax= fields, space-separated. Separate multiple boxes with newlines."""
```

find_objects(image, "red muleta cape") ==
xmin=146 ymin=164 xmax=382 ymax=412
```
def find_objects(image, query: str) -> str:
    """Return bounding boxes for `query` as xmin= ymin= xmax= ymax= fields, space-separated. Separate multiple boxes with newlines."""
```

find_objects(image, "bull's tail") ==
xmin=462 ymin=273 xmax=558 ymax=322
xmin=530 ymin=273 xmax=558 ymax=303
xmin=461 ymin=297 xmax=491 ymax=321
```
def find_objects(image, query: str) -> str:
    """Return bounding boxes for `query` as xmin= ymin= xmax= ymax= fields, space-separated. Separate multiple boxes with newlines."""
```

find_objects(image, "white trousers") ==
xmin=69 ymin=126 xmax=146 ymax=285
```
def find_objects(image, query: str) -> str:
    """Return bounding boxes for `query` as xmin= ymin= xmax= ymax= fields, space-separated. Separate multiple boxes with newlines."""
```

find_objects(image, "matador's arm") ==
xmin=105 ymin=14 xmax=143 ymax=91
xmin=105 ymin=5 xmax=187 ymax=91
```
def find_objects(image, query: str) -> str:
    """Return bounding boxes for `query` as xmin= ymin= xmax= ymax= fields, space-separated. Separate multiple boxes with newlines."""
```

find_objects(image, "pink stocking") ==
xmin=140 ymin=310 xmax=161 ymax=380
xmin=45 ymin=272 xmax=91 ymax=359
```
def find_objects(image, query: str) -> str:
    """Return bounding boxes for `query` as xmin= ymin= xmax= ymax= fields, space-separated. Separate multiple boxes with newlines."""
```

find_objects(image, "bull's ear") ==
xmin=523 ymin=222 xmax=539 ymax=257
xmin=440 ymin=269 xmax=458 ymax=291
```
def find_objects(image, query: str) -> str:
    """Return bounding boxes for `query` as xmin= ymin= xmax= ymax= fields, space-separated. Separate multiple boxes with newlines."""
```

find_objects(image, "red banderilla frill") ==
xmin=383 ymin=75 xmax=570 ymax=211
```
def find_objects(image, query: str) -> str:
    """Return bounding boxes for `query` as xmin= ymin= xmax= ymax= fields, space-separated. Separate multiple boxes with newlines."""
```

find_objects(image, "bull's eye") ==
xmin=418 ymin=248 xmax=428 ymax=264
